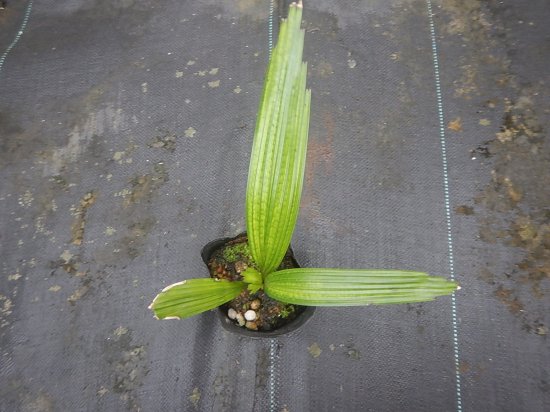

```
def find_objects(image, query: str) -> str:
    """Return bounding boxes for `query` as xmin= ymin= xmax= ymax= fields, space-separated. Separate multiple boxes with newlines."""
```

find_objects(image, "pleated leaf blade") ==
xmin=264 ymin=268 xmax=458 ymax=306
xmin=149 ymin=278 xmax=245 ymax=319
xmin=246 ymin=3 xmax=310 ymax=276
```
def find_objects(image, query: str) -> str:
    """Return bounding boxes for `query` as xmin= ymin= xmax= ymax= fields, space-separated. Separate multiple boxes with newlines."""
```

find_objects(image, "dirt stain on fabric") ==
xmin=0 ymin=294 xmax=13 ymax=329
xmin=211 ymin=364 xmax=235 ymax=412
xmin=440 ymin=0 xmax=504 ymax=100
xmin=104 ymin=328 xmax=148 ymax=411
xmin=20 ymin=391 xmax=55 ymax=412
xmin=70 ymin=191 xmax=97 ymax=245
xmin=67 ymin=284 xmax=90 ymax=305
xmin=475 ymin=91 xmax=549 ymax=333
xmin=308 ymin=342 xmax=322 ymax=358
xmin=44 ymin=103 xmax=125 ymax=177
xmin=94 ymin=163 xmax=168 ymax=264
xmin=147 ymin=129 xmax=178 ymax=152
xmin=187 ymin=387 xmax=200 ymax=409
xmin=122 ymin=163 xmax=168 ymax=208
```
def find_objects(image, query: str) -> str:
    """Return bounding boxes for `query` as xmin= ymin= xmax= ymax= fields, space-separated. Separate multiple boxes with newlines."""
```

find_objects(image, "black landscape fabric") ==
xmin=1 ymin=1 xmax=549 ymax=411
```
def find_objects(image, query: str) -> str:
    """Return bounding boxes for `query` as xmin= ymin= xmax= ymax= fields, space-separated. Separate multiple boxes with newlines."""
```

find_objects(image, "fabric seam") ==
xmin=426 ymin=1 xmax=463 ymax=411
xmin=0 ymin=0 xmax=34 ymax=75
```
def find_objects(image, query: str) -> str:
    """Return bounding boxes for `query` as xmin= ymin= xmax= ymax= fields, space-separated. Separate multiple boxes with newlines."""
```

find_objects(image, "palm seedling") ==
xmin=149 ymin=2 xmax=458 ymax=331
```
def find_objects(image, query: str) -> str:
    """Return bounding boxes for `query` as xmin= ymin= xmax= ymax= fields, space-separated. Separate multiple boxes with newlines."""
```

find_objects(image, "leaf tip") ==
xmin=148 ymin=294 xmax=160 ymax=310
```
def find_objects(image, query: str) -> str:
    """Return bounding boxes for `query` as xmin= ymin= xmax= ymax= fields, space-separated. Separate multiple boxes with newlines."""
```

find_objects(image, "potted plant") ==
xmin=149 ymin=2 xmax=458 ymax=335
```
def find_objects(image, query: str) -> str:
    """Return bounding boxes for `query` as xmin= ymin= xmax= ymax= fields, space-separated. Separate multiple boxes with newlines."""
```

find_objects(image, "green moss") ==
xmin=222 ymin=242 xmax=251 ymax=262
xmin=279 ymin=305 xmax=295 ymax=319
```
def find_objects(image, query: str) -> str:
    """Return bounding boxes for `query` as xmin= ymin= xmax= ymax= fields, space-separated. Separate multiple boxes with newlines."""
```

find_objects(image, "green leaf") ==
xmin=242 ymin=267 xmax=263 ymax=293
xmin=149 ymin=278 xmax=245 ymax=319
xmin=242 ymin=267 xmax=263 ymax=286
xmin=246 ymin=2 xmax=310 ymax=276
xmin=264 ymin=268 xmax=458 ymax=306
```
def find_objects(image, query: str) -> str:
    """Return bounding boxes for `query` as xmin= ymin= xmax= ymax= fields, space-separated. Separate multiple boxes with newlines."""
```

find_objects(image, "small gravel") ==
xmin=244 ymin=310 xmax=257 ymax=321
xmin=236 ymin=313 xmax=246 ymax=326
xmin=227 ymin=308 xmax=237 ymax=319
xmin=245 ymin=321 xmax=258 ymax=330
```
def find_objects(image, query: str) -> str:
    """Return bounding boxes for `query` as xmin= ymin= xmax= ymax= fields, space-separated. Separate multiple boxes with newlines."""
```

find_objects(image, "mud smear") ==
xmin=49 ymin=251 xmax=81 ymax=277
xmin=104 ymin=327 xmax=148 ymax=411
xmin=3 ymin=77 xmax=114 ymax=176
xmin=435 ymin=1 xmax=550 ymax=334
xmin=5 ymin=67 xmax=130 ymax=173
xmin=0 ymin=294 xmax=13 ymax=329
xmin=426 ymin=0 xmax=550 ymax=333
xmin=474 ymin=93 xmax=549 ymax=334
xmin=189 ymin=387 xmax=201 ymax=410
xmin=70 ymin=191 xmax=97 ymax=245
xmin=20 ymin=389 xmax=55 ymax=412
xmin=123 ymin=163 xmax=168 ymax=208
xmin=67 ymin=283 xmax=91 ymax=305
xmin=211 ymin=364 xmax=235 ymax=412
xmin=43 ymin=103 xmax=125 ymax=177
xmin=307 ymin=342 xmax=322 ymax=358
xmin=47 ymin=249 xmax=96 ymax=307
xmin=0 ymin=378 xmax=57 ymax=412
xmin=328 ymin=339 xmax=361 ymax=360
xmin=254 ymin=347 xmax=269 ymax=392
xmin=95 ymin=162 xmax=168 ymax=265
xmin=0 ymin=1 xmax=20 ymax=26
xmin=440 ymin=0 xmax=509 ymax=100
xmin=115 ymin=219 xmax=156 ymax=259
xmin=342 ymin=342 xmax=361 ymax=360
xmin=147 ymin=129 xmax=178 ymax=152
xmin=455 ymin=205 xmax=475 ymax=216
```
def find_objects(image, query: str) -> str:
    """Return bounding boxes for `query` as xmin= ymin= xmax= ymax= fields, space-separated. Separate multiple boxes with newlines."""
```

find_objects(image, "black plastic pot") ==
xmin=201 ymin=233 xmax=315 ymax=338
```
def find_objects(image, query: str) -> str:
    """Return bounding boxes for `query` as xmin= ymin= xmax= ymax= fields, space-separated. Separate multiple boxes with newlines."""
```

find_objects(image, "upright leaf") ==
xmin=246 ymin=2 xmax=311 ymax=275
xmin=264 ymin=268 xmax=458 ymax=305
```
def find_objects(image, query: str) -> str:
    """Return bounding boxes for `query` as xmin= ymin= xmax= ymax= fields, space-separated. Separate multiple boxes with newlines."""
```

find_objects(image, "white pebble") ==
xmin=227 ymin=308 xmax=237 ymax=319
xmin=236 ymin=313 xmax=246 ymax=326
xmin=244 ymin=310 xmax=257 ymax=321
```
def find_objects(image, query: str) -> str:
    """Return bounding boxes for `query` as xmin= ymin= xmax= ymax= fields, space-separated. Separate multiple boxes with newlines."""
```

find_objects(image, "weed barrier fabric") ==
xmin=1 ymin=0 xmax=549 ymax=411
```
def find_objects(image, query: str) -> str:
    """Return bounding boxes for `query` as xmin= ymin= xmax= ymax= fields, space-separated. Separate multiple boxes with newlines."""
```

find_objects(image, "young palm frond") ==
xmin=246 ymin=3 xmax=310 ymax=276
xmin=265 ymin=269 xmax=457 ymax=306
